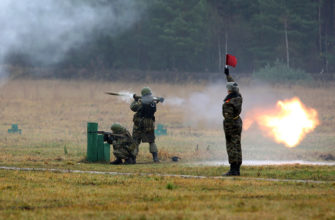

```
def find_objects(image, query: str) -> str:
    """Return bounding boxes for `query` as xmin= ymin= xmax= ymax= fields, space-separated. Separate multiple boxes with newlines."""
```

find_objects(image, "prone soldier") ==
xmin=130 ymin=87 xmax=163 ymax=163
xmin=222 ymin=66 xmax=243 ymax=176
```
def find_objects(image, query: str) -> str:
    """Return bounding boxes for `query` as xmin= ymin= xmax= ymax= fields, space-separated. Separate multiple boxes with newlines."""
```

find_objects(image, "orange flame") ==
xmin=244 ymin=97 xmax=319 ymax=147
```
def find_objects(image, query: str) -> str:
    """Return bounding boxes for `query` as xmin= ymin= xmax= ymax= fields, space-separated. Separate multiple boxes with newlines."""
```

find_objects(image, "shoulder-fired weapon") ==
xmin=105 ymin=92 xmax=164 ymax=103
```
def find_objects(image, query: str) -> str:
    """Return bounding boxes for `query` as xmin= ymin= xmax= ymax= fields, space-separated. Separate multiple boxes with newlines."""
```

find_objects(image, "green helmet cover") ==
xmin=141 ymin=87 xmax=152 ymax=96
xmin=111 ymin=123 xmax=124 ymax=133
xmin=226 ymin=82 xmax=239 ymax=92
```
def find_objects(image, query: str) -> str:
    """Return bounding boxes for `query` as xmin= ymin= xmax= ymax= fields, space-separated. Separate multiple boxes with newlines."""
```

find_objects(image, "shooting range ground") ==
xmin=0 ymin=166 xmax=335 ymax=219
xmin=0 ymin=79 xmax=334 ymax=163
xmin=0 ymin=79 xmax=335 ymax=219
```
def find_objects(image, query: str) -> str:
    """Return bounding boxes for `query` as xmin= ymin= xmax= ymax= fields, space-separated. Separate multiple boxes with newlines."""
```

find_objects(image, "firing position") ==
xmin=222 ymin=66 xmax=243 ymax=176
xmin=103 ymin=123 xmax=136 ymax=165
xmin=130 ymin=87 xmax=163 ymax=163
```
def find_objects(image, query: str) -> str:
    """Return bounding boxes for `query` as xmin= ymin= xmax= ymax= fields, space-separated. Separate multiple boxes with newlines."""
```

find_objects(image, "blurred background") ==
xmin=0 ymin=0 xmax=334 ymax=164
xmin=0 ymin=0 xmax=334 ymax=82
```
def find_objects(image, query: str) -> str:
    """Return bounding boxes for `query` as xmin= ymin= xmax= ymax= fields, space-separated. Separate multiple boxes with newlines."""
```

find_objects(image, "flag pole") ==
xmin=225 ymin=32 xmax=228 ymax=68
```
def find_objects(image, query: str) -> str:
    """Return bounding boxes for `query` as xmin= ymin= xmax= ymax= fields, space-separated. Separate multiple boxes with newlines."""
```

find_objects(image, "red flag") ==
xmin=226 ymin=54 xmax=237 ymax=67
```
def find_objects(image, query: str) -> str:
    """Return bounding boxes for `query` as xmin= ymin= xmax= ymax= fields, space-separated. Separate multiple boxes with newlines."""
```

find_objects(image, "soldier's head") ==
xmin=226 ymin=82 xmax=239 ymax=93
xmin=111 ymin=123 xmax=124 ymax=134
xmin=141 ymin=87 xmax=152 ymax=96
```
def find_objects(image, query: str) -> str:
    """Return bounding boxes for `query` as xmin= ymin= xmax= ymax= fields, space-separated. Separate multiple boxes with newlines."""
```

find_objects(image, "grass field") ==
xmin=0 ymin=79 xmax=335 ymax=219
xmin=1 ymin=168 xmax=335 ymax=219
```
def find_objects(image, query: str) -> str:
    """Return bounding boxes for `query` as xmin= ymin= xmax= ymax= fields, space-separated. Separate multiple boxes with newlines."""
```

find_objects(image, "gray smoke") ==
xmin=164 ymin=83 xmax=226 ymax=128
xmin=112 ymin=81 xmax=288 ymax=130
xmin=164 ymin=97 xmax=185 ymax=106
xmin=114 ymin=91 xmax=135 ymax=103
xmin=0 ymin=0 xmax=145 ymax=84
xmin=164 ymin=81 xmax=289 ymax=129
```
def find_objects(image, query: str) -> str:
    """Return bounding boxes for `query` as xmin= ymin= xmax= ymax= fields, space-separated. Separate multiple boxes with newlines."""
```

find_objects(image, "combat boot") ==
xmin=124 ymin=157 xmax=134 ymax=165
xmin=223 ymin=163 xmax=239 ymax=176
xmin=222 ymin=163 xmax=234 ymax=176
xmin=152 ymin=152 xmax=160 ymax=163
xmin=237 ymin=162 xmax=242 ymax=176
xmin=110 ymin=158 xmax=123 ymax=165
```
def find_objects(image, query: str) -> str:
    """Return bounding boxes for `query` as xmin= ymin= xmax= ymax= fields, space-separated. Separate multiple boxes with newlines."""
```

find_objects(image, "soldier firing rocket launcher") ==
xmin=105 ymin=92 xmax=165 ymax=103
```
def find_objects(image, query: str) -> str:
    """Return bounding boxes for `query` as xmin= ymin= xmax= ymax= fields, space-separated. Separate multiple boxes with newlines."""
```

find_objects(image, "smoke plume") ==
xmin=163 ymin=81 xmax=291 ymax=129
xmin=113 ymin=81 xmax=293 ymax=131
xmin=163 ymin=83 xmax=226 ymax=128
xmin=0 ymin=0 xmax=145 ymax=85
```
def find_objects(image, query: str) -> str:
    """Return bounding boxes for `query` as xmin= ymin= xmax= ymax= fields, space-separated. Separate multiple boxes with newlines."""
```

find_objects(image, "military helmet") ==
xmin=226 ymin=82 xmax=239 ymax=92
xmin=141 ymin=87 xmax=152 ymax=96
xmin=111 ymin=123 xmax=124 ymax=133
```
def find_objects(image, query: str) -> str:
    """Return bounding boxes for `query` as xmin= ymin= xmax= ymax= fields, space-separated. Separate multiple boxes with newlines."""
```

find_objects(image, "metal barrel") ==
xmin=97 ymin=134 xmax=104 ymax=161
xmin=87 ymin=122 xmax=98 ymax=162
xmin=103 ymin=143 xmax=110 ymax=163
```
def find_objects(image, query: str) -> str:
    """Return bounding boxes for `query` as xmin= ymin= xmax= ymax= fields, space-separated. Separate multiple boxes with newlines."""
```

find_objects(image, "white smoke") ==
xmin=163 ymin=81 xmax=287 ymax=129
xmin=113 ymin=82 xmax=287 ymax=129
xmin=0 ymin=0 xmax=146 ymax=85
xmin=164 ymin=97 xmax=185 ymax=106
xmin=163 ymin=83 xmax=226 ymax=128
xmin=113 ymin=84 xmax=227 ymax=128
xmin=117 ymin=91 xmax=135 ymax=103
xmin=183 ymin=84 xmax=225 ymax=128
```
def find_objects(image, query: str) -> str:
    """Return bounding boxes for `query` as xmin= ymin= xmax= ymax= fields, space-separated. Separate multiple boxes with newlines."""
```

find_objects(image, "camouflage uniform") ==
xmin=109 ymin=124 xmax=136 ymax=164
xmin=112 ymin=129 xmax=136 ymax=160
xmin=130 ymin=88 xmax=159 ymax=162
xmin=222 ymin=72 xmax=243 ymax=175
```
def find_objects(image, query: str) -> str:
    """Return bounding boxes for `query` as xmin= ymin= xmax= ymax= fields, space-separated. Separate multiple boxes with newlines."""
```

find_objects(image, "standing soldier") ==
xmin=107 ymin=123 xmax=136 ymax=165
xmin=222 ymin=66 xmax=243 ymax=176
xmin=130 ymin=87 xmax=160 ymax=163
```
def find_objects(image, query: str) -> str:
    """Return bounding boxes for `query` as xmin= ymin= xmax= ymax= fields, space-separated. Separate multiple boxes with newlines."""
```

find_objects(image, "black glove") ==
xmin=103 ymin=134 xmax=109 ymax=142
xmin=105 ymin=135 xmax=115 ymax=144
xmin=133 ymin=94 xmax=139 ymax=101
xmin=224 ymin=66 xmax=229 ymax=76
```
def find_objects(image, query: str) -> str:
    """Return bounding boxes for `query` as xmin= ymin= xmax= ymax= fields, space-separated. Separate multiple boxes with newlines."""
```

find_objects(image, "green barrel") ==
xmin=87 ymin=122 xmax=98 ymax=162
xmin=97 ymin=134 xmax=104 ymax=161
xmin=104 ymin=143 xmax=110 ymax=163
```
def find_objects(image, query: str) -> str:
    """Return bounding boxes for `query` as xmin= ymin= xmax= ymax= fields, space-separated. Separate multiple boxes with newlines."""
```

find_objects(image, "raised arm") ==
xmin=224 ymin=66 xmax=235 ymax=82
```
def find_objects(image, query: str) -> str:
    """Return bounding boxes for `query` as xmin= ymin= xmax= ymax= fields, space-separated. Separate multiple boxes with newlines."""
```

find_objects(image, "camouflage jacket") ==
xmin=112 ymin=129 xmax=134 ymax=151
xmin=130 ymin=95 xmax=157 ymax=121
xmin=222 ymin=75 xmax=243 ymax=123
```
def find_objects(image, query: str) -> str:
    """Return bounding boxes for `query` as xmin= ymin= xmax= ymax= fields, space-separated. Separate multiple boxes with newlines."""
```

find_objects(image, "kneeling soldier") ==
xmin=106 ymin=123 xmax=136 ymax=165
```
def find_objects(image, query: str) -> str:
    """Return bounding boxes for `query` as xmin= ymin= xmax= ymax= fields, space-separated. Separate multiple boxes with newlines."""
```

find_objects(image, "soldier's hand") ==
xmin=224 ymin=66 xmax=229 ymax=76
xmin=103 ymin=134 xmax=109 ymax=142
xmin=133 ymin=94 xmax=139 ymax=101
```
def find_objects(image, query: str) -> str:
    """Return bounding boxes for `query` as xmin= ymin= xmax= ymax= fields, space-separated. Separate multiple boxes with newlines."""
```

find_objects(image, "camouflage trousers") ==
xmin=133 ymin=139 xmax=158 ymax=156
xmin=132 ymin=117 xmax=156 ymax=143
xmin=132 ymin=117 xmax=157 ymax=156
xmin=113 ymin=144 xmax=136 ymax=160
xmin=223 ymin=117 xmax=242 ymax=164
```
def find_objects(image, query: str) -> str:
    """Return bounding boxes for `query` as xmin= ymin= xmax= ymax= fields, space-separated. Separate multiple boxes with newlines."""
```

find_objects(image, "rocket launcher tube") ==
xmin=105 ymin=92 xmax=164 ymax=103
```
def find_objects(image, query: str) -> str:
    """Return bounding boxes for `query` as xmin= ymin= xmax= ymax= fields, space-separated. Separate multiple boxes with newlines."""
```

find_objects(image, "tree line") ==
xmin=7 ymin=0 xmax=335 ymax=80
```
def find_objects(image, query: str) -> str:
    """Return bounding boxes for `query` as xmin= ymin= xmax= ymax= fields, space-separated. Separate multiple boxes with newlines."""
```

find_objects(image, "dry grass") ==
xmin=1 ymin=79 xmax=335 ymax=219
xmin=0 ymin=79 xmax=334 ymax=164
xmin=0 ymin=169 xmax=335 ymax=220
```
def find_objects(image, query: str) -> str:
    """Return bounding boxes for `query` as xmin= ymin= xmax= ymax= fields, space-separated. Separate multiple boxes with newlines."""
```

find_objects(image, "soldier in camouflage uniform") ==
xmin=108 ymin=123 xmax=136 ymax=165
xmin=130 ymin=87 xmax=160 ymax=163
xmin=222 ymin=66 xmax=243 ymax=176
